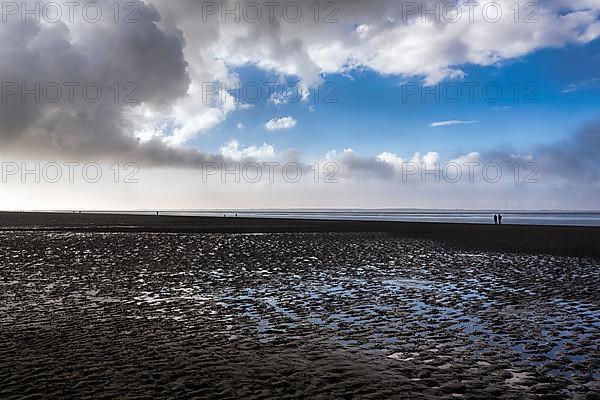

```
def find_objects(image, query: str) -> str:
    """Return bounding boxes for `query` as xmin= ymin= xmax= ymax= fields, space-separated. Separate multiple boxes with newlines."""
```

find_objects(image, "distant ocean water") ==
xmin=76 ymin=210 xmax=600 ymax=227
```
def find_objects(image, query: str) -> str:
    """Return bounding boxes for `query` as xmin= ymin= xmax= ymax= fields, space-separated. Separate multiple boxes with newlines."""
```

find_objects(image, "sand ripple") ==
xmin=0 ymin=232 xmax=599 ymax=399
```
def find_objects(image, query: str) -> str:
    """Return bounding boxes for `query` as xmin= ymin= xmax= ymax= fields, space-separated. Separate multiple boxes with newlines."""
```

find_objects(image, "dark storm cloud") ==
xmin=335 ymin=151 xmax=395 ymax=179
xmin=534 ymin=119 xmax=600 ymax=183
xmin=0 ymin=0 xmax=197 ymax=163
xmin=479 ymin=120 xmax=600 ymax=184
xmin=325 ymin=120 xmax=600 ymax=186
xmin=129 ymin=138 xmax=226 ymax=168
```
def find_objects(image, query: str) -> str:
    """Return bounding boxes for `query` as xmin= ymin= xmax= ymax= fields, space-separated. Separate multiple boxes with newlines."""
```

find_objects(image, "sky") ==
xmin=0 ymin=0 xmax=599 ymax=210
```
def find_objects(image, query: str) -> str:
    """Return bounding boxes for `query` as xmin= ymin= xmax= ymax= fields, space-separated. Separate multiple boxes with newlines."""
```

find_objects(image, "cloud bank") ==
xmin=0 ymin=0 xmax=598 ymax=190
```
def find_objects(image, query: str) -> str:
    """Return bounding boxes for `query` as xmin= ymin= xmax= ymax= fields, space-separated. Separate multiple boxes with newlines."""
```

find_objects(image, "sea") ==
xmin=73 ymin=209 xmax=600 ymax=227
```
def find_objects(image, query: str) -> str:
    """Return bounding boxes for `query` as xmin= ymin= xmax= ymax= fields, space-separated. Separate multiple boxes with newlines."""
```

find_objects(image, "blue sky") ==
xmin=196 ymin=38 xmax=600 ymax=161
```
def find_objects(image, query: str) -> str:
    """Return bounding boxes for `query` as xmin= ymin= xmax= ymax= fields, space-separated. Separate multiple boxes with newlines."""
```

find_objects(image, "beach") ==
xmin=1 ymin=212 xmax=600 ymax=257
xmin=0 ymin=213 xmax=599 ymax=399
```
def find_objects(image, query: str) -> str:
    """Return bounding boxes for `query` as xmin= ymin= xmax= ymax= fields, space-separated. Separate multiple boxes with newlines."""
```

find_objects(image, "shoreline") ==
xmin=1 ymin=211 xmax=599 ymax=258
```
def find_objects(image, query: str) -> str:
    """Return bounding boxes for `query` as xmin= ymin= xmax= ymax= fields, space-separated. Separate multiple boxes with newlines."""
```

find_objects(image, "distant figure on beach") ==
xmin=493 ymin=214 xmax=498 ymax=224
xmin=498 ymin=214 xmax=503 ymax=225
xmin=235 ymin=213 xmax=238 ymax=218
xmin=156 ymin=211 xmax=159 ymax=216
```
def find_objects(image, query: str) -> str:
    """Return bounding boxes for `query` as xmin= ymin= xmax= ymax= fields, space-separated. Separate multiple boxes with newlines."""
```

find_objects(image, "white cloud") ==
xmin=561 ymin=78 xmax=599 ymax=93
xmin=562 ymin=84 xmax=579 ymax=94
xmin=219 ymin=140 xmax=275 ymax=161
xmin=450 ymin=152 xmax=481 ymax=165
xmin=265 ymin=116 xmax=298 ymax=131
xmin=237 ymin=123 xmax=245 ymax=129
xmin=377 ymin=152 xmax=404 ymax=169
xmin=151 ymin=0 xmax=600 ymax=97
xmin=355 ymin=24 xmax=370 ymax=39
xmin=325 ymin=150 xmax=338 ymax=160
xmin=430 ymin=120 xmax=479 ymax=127
xmin=269 ymin=86 xmax=303 ymax=105
xmin=411 ymin=151 xmax=440 ymax=168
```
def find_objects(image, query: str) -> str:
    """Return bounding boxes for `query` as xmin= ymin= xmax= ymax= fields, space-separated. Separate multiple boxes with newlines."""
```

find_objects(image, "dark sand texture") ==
xmin=0 ymin=214 xmax=599 ymax=399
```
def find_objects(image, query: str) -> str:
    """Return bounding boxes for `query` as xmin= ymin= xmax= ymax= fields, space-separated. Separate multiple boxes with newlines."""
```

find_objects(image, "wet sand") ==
xmin=0 ymin=213 xmax=599 ymax=399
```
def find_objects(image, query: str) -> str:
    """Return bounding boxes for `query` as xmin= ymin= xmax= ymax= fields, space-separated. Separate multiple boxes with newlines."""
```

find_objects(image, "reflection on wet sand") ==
xmin=0 ymin=232 xmax=598 ymax=399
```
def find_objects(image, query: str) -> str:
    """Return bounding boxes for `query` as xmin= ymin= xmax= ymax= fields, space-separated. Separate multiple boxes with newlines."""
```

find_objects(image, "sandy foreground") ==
xmin=0 ymin=213 xmax=599 ymax=399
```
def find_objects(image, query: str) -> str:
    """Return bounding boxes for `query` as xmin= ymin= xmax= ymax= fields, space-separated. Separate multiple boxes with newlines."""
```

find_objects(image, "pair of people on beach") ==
xmin=493 ymin=214 xmax=503 ymax=225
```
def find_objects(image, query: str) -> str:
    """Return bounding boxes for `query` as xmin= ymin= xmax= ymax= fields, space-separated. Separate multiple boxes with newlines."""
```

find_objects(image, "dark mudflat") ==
xmin=0 ymin=232 xmax=598 ymax=399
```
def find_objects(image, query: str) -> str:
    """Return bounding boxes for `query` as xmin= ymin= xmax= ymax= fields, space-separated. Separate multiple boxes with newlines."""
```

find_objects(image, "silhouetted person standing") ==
xmin=498 ymin=214 xmax=503 ymax=225
xmin=493 ymin=214 xmax=498 ymax=224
